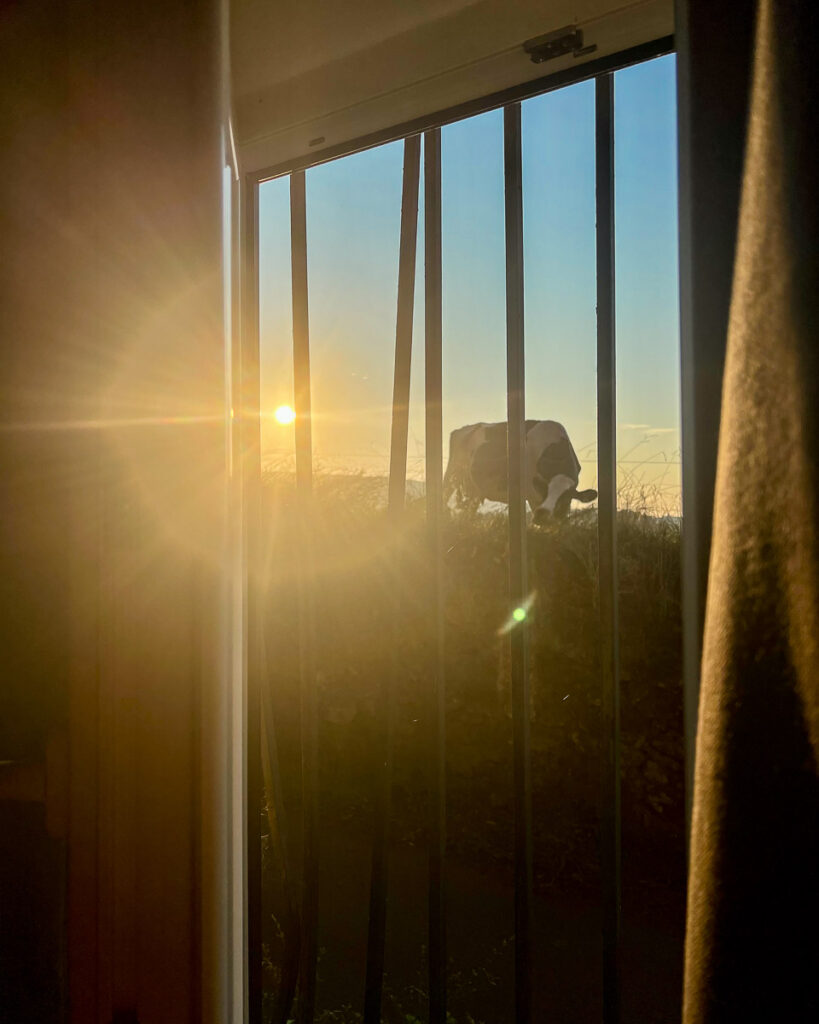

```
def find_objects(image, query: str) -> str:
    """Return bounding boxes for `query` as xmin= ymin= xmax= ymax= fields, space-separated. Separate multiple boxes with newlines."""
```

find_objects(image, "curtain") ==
xmin=684 ymin=1 xmax=819 ymax=1020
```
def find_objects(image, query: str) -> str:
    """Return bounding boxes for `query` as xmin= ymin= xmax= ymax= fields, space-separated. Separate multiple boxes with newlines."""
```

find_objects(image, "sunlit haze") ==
xmin=259 ymin=55 xmax=680 ymax=514
xmin=274 ymin=404 xmax=296 ymax=425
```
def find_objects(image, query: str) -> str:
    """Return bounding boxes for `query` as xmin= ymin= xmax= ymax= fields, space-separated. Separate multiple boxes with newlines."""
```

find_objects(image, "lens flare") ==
xmin=498 ymin=591 xmax=537 ymax=635
xmin=274 ymin=405 xmax=296 ymax=425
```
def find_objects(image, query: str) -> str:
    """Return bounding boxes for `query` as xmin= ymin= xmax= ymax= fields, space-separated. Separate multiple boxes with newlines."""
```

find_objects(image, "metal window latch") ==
xmin=523 ymin=26 xmax=597 ymax=64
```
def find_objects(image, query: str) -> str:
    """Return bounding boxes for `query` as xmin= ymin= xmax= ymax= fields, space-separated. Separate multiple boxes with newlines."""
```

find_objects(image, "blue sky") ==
xmin=259 ymin=54 xmax=680 ymax=512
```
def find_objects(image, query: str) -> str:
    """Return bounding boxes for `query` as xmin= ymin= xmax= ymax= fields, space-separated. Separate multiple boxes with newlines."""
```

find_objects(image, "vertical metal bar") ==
xmin=363 ymin=135 xmax=421 ymax=1024
xmin=503 ymin=102 xmax=533 ymax=1024
xmin=387 ymin=134 xmax=422 ymax=511
xmin=261 ymin=634 xmax=300 ymax=1024
xmin=290 ymin=169 xmax=319 ymax=1024
xmin=242 ymin=174 xmax=263 ymax=1024
xmin=424 ymin=126 xmax=447 ymax=1024
xmin=595 ymin=72 xmax=621 ymax=1024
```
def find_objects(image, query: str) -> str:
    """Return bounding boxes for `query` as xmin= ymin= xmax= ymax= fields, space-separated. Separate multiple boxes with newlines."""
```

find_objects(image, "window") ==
xmin=249 ymin=47 xmax=682 ymax=1024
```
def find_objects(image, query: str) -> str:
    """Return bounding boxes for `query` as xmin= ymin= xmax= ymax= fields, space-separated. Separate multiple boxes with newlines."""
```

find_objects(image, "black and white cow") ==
xmin=443 ymin=419 xmax=597 ymax=523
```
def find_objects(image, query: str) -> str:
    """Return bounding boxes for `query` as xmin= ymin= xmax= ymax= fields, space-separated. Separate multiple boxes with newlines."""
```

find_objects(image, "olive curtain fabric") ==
xmin=684 ymin=1 xmax=819 ymax=1020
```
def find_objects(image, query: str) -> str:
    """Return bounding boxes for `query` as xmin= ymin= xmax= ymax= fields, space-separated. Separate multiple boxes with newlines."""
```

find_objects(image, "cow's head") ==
xmin=533 ymin=474 xmax=598 ymax=525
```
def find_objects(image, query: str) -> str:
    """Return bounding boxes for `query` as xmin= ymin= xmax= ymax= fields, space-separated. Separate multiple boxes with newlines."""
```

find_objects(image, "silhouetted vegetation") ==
xmin=260 ymin=468 xmax=684 ymax=1023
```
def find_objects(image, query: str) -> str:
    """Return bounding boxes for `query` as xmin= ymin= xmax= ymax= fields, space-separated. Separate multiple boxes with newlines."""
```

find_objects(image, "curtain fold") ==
xmin=684 ymin=1 xmax=819 ymax=1020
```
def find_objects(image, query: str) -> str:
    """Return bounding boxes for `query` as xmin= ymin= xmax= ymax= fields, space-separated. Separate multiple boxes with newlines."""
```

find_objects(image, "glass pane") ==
xmin=615 ymin=52 xmax=685 ymax=1024
xmin=522 ymin=78 xmax=603 ymax=1021
xmin=257 ymin=173 xmax=299 ymax=1020
xmin=255 ymin=53 xmax=684 ymax=1024
xmin=441 ymin=107 xmax=515 ymax=1023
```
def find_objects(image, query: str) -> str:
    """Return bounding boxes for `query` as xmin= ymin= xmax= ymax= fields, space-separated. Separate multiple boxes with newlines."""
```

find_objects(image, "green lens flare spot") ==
xmin=512 ymin=607 xmax=527 ymax=623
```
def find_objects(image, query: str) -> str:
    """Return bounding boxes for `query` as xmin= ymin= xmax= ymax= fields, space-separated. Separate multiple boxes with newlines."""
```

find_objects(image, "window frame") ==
xmin=239 ymin=34 xmax=694 ymax=1024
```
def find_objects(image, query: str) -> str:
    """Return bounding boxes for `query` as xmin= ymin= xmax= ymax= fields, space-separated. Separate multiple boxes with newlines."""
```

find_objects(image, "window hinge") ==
xmin=523 ymin=26 xmax=597 ymax=65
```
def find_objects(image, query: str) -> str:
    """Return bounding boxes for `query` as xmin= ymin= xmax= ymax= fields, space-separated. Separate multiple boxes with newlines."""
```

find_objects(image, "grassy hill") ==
xmin=259 ymin=469 xmax=684 ymax=1022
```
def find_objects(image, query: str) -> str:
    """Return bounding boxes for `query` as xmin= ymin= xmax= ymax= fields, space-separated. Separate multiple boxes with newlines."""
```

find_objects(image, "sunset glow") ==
xmin=258 ymin=56 xmax=681 ymax=515
xmin=274 ymin=404 xmax=296 ymax=425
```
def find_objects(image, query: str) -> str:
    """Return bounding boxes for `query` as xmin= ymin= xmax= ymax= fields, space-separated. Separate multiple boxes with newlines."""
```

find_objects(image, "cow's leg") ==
xmin=459 ymin=492 xmax=482 ymax=516
xmin=449 ymin=483 xmax=480 ymax=515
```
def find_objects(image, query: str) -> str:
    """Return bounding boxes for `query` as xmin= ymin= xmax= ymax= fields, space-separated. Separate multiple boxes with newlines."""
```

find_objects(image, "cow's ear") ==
xmin=575 ymin=488 xmax=597 ymax=503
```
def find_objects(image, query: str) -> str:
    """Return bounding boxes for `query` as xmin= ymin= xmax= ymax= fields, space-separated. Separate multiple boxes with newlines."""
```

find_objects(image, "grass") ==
xmin=259 ymin=467 xmax=684 ymax=1022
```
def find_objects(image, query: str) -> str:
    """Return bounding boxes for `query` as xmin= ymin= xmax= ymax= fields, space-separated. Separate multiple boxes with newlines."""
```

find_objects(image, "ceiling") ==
xmin=231 ymin=0 xmax=674 ymax=175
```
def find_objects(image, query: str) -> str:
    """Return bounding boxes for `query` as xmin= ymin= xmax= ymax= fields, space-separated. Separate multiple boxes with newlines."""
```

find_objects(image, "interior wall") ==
xmin=0 ymin=1 xmax=233 ymax=1021
xmin=0 ymin=3 xmax=77 ymax=1016
xmin=232 ymin=0 xmax=673 ymax=173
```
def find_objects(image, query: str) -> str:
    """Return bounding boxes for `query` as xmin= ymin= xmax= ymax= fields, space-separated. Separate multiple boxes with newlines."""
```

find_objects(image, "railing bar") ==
xmin=595 ymin=72 xmax=622 ymax=1024
xmin=503 ymin=101 xmax=533 ymax=1024
xmin=387 ymin=134 xmax=422 ymax=515
xmin=424 ymin=126 xmax=447 ymax=1024
xmin=363 ymin=134 xmax=421 ymax=1024
xmin=261 ymin=634 xmax=301 ymax=1024
xmin=291 ymin=168 xmax=320 ymax=1024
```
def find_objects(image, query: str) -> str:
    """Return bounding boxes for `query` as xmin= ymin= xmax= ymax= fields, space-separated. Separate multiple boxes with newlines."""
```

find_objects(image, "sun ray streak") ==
xmin=0 ymin=414 xmax=225 ymax=433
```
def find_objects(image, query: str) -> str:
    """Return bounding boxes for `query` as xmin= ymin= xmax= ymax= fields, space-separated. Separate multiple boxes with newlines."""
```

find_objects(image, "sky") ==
xmin=258 ymin=54 xmax=680 ymax=513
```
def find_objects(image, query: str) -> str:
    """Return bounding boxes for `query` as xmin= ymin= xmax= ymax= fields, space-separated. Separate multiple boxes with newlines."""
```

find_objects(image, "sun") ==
xmin=274 ymin=404 xmax=296 ymax=425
